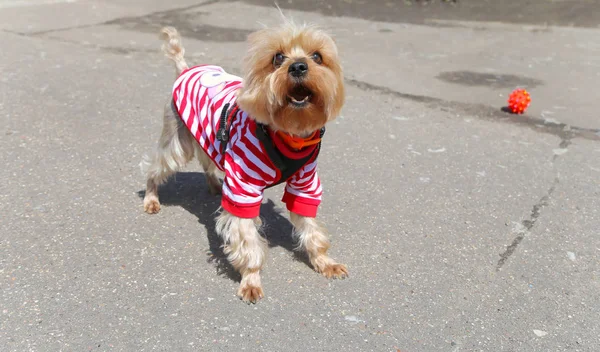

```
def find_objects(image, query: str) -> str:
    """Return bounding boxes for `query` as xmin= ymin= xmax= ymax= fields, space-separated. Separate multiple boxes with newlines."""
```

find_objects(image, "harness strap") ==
xmin=255 ymin=124 xmax=287 ymax=171
xmin=215 ymin=103 xmax=325 ymax=187
xmin=255 ymin=123 xmax=325 ymax=188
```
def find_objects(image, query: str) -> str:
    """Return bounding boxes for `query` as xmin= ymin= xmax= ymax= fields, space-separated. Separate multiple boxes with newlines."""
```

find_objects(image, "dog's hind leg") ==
xmin=141 ymin=102 xmax=195 ymax=214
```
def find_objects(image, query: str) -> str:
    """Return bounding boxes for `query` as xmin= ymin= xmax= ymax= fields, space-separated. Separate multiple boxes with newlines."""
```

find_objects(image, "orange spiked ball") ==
xmin=507 ymin=89 xmax=531 ymax=114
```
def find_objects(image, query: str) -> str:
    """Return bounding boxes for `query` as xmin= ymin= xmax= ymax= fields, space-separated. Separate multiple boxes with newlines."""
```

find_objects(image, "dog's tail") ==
xmin=160 ymin=26 xmax=188 ymax=76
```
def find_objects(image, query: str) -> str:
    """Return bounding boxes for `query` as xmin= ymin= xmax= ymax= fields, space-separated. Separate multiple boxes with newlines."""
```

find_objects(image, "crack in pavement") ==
xmin=8 ymin=0 xmax=220 ymax=36
xmin=345 ymin=79 xmax=580 ymax=271
xmin=1 ymin=29 xmax=161 ymax=56
xmin=102 ymin=0 xmax=221 ymax=28
xmin=1 ymin=27 xmax=243 ymax=67
xmin=2 ymin=0 xmax=245 ymax=55
xmin=496 ymin=178 xmax=559 ymax=271
xmin=346 ymin=78 xmax=600 ymax=143
xmin=552 ymin=134 xmax=573 ymax=162
xmin=101 ymin=0 xmax=253 ymax=43
xmin=44 ymin=35 xmax=160 ymax=55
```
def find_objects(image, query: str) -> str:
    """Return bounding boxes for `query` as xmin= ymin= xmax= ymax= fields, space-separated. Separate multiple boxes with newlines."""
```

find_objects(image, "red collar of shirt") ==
xmin=268 ymin=129 xmax=320 ymax=159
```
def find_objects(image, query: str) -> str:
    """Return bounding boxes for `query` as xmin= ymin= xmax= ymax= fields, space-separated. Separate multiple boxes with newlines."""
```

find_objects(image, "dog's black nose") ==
xmin=288 ymin=61 xmax=308 ymax=77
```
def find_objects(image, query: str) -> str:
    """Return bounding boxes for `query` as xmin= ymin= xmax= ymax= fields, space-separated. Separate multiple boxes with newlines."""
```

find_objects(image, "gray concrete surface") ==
xmin=1 ymin=0 xmax=599 ymax=351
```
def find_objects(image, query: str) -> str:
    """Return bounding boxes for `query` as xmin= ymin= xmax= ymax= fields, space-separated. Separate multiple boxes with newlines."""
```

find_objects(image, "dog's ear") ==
xmin=237 ymin=28 xmax=275 ymax=126
xmin=329 ymin=32 xmax=338 ymax=45
xmin=242 ymin=27 xmax=282 ymax=76
xmin=246 ymin=28 xmax=263 ymax=44
xmin=245 ymin=27 xmax=277 ymax=51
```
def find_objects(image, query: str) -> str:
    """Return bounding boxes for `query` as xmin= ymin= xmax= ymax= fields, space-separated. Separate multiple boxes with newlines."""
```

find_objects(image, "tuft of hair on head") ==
xmin=274 ymin=2 xmax=288 ymax=22
xmin=269 ymin=2 xmax=312 ymax=32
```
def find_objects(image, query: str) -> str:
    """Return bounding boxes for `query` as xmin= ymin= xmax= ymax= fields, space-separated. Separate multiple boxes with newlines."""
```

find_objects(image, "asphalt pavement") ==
xmin=1 ymin=1 xmax=599 ymax=351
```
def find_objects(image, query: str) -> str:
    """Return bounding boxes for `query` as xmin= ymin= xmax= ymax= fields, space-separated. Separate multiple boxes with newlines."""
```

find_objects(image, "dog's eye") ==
xmin=311 ymin=52 xmax=323 ymax=65
xmin=273 ymin=53 xmax=285 ymax=68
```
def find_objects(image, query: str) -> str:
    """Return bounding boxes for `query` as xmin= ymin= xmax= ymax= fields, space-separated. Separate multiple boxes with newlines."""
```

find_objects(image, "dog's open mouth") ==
xmin=287 ymin=86 xmax=312 ymax=107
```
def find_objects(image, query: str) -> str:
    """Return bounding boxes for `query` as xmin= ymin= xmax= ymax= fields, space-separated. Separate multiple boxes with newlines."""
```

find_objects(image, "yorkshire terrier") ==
xmin=141 ymin=23 xmax=347 ymax=303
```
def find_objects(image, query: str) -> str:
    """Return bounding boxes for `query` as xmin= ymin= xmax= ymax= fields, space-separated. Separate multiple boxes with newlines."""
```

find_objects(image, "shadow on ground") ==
xmin=243 ymin=0 xmax=600 ymax=28
xmin=137 ymin=172 xmax=312 ymax=283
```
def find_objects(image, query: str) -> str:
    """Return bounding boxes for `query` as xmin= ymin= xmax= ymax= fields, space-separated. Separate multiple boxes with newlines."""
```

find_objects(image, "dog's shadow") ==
xmin=137 ymin=172 xmax=311 ymax=283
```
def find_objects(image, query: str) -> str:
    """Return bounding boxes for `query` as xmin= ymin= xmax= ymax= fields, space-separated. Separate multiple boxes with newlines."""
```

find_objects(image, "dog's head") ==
xmin=236 ymin=23 xmax=345 ymax=137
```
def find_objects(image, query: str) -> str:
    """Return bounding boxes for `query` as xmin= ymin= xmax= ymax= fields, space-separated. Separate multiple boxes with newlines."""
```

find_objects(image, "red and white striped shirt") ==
xmin=172 ymin=65 xmax=323 ymax=218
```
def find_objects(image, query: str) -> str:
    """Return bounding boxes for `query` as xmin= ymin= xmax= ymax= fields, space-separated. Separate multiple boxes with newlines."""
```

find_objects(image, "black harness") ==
xmin=216 ymin=103 xmax=325 ymax=188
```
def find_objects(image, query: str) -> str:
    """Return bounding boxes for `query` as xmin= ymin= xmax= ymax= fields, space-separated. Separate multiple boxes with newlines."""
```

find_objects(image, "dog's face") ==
xmin=237 ymin=24 xmax=345 ymax=137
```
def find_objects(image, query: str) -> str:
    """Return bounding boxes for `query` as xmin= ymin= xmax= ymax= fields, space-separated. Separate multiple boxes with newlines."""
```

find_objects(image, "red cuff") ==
xmin=221 ymin=196 xmax=261 ymax=218
xmin=282 ymin=192 xmax=320 ymax=217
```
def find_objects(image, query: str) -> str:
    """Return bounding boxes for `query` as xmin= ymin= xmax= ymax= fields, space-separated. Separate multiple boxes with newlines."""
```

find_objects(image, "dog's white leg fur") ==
xmin=216 ymin=211 xmax=267 ymax=303
xmin=290 ymin=212 xmax=348 ymax=279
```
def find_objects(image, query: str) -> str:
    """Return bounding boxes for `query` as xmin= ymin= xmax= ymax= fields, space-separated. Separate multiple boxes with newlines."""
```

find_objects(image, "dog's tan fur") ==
xmin=141 ymin=24 xmax=347 ymax=303
xmin=236 ymin=24 xmax=345 ymax=136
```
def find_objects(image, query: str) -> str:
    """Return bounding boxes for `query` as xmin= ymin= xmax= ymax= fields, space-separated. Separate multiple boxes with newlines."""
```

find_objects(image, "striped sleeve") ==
xmin=220 ymin=119 xmax=276 ymax=218
xmin=282 ymin=157 xmax=322 ymax=217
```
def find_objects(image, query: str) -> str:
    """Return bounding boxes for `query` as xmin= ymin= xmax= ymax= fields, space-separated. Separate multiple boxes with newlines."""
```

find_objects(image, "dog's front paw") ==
xmin=319 ymin=263 xmax=349 ymax=279
xmin=237 ymin=283 xmax=264 ymax=304
xmin=143 ymin=197 xmax=161 ymax=214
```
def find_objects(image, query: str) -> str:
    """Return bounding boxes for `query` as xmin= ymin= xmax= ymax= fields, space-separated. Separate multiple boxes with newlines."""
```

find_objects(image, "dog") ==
xmin=141 ymin=23 xmax=347 ymax=303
